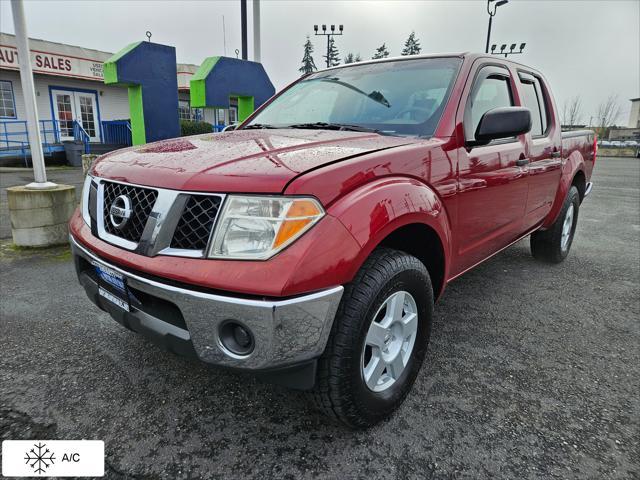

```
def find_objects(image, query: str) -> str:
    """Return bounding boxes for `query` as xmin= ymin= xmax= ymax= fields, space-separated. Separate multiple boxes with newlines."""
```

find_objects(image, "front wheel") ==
xmin=530 ymin=185 xmax=580 ymax=263
xmin=309 ymin=248 xmax=433 ymax=428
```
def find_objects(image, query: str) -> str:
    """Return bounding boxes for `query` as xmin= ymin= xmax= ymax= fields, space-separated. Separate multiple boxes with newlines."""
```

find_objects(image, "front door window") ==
xmin=78 ymin=94 xmax=97 ymax=139
xmin=55 ymin=93 xmax=74 ymax=139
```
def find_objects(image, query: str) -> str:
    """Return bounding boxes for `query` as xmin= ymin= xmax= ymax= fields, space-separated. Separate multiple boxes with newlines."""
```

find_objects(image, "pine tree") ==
xmin=372 ymin=43 xmax=390 ymax=59
xmin=323 ymin=37 xmax=340 ymax=67
xmin=344 ymin=52 xmax=362 ymax=64
xmin=401 ymin=31 xmax=421 ymax=56
xmin=299 ymin=36 xmax=317 ymax=74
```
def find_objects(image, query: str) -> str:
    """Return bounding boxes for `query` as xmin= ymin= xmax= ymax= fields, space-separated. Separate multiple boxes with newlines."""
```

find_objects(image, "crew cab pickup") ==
xmin=70 ymin=53 xmax=596 ymax=428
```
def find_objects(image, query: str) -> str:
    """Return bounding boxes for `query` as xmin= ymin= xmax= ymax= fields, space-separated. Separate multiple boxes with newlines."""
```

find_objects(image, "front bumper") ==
xmin=70 ymin=235 xmax=343 ymax=373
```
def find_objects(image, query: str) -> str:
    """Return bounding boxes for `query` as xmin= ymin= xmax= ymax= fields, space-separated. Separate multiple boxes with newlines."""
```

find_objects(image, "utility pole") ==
xmin=10 ymin=0 xmax=55 ymax=188
xmin=485 ymin=0 xmax=508 ymax=54
xmin=314 ymin=24 xmax=344 ymax=68
xmin=253 ymin=0 xmax=261 ymax=62
xmin=240 ymin=0 xmax=248 ymax=60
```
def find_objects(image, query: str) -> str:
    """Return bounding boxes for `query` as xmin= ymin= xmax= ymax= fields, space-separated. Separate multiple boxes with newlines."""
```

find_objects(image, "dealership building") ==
xmin=0 ymin=32 xmax=238 ymax=160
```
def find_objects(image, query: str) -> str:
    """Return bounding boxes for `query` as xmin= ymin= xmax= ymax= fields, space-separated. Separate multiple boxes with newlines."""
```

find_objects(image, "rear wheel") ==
xmin=530 ymin=185 xmax=580 ymax=263
xmin=309 ymin=248 xmax=433 ymax=428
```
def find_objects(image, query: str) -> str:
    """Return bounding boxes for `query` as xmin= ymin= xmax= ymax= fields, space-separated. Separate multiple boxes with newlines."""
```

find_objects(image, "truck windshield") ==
xmin=245 ymin=57 xmax=462 ymax=137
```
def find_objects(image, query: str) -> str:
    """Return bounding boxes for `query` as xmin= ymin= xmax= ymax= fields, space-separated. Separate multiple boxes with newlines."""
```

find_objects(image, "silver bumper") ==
xmin=70 ymin=235 xmax=343 ymax=370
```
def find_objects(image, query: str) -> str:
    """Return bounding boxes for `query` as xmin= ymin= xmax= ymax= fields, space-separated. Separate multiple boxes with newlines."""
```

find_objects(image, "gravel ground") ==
xmin=1 ymin=157 xmax=638 ymax=479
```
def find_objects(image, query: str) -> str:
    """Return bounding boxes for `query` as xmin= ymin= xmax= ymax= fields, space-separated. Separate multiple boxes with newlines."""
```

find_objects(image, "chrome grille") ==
xmin=170 ymin=195 xmax=222 ymax=250
xmin=102 ymin=181 xmax=158 ymax=242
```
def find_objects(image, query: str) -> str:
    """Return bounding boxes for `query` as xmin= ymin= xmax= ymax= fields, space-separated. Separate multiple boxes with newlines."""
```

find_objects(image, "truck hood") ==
xmin=92 ymin=129 xmax=417 ymax=193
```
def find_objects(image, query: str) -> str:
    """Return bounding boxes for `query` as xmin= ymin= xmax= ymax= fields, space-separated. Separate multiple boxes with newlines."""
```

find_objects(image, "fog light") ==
xmin=219 ymin=321 xmax=255 ymax=356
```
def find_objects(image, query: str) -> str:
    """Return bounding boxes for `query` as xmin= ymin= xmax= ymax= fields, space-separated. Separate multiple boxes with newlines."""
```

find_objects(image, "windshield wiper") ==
xmin=318 ymin=78 xmax=391 ymax=108
xmin=242 ymin=123 xmax=278 ymax=129
xmin=286 ymin=122 xmax=387 ymax=134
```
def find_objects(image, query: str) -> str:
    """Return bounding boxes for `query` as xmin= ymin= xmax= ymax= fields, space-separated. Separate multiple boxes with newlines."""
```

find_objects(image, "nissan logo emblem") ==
xmin=109 ymin=194 xmax=133 ymax=229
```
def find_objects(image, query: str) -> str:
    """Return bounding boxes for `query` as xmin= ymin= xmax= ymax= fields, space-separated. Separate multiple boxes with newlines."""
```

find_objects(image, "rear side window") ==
xmin=519 ymin=73 xmax=549 ymax=136
xmin=469 ymin=74 xmax=514 ymax=137
xmin=520 ymin=81 xmax=543 ymax=136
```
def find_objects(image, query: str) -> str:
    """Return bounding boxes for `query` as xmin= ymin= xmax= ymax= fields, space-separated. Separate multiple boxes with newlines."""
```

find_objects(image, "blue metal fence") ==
xmin=101 ymin=120 xmax=132 ymax=146
xmin=0 ymin=120 xmax=64 ymax=165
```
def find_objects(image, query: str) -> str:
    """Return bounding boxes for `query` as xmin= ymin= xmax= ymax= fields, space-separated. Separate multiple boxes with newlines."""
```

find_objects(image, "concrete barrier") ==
xmin=7 ymin=185 xmax=76 ymax=247
xmin=82 ymin=154 xmax=99 ymax=176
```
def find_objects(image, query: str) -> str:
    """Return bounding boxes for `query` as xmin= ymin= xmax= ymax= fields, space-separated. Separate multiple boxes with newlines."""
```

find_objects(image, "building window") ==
xmin=0 ymin=80 xmax=16 ymax=118
xmin=178 ymin=100 xmax=191 ymax=120
xmin=178 ymin=100 xmax=204 ymax=121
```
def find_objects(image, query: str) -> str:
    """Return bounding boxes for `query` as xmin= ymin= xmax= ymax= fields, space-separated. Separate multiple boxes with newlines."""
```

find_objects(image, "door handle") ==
xmin=550 ymin=151 xmax=561 ymax=158
xmin=516 ymin=158 xmax=529 ymax=166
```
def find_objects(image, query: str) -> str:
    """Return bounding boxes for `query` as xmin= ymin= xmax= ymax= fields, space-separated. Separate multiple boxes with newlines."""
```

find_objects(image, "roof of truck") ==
xmin=316 ymin=52 xmax=539 ymax=73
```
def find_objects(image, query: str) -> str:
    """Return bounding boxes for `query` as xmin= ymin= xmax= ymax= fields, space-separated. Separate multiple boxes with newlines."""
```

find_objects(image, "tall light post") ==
xmin=485 ymin=0 xmax=509 ymax=54
xmin=314 ymin=24 xmax=343 ymax=68
xmin=240 ymin=0 xmax=248 ymax=60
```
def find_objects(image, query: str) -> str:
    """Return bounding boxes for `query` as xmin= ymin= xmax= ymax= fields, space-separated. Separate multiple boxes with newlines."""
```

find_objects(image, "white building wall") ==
xmin=1 ymin=69 xmax=130 ymax=122
xmin=629 ymin=99 xmax=640 ymax=128
xmin=1 ymin=69 xmax=129 ymax=143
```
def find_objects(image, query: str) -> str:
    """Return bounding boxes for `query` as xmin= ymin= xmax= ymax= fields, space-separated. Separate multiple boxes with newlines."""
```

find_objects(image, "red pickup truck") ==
xmin=70 ymin=53 xmax=596 ymax=428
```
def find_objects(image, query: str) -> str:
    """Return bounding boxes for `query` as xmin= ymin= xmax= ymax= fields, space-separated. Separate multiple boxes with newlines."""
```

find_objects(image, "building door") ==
xmin=51 ymin=89 xmax=100 ymax=142
xmin=229 ymin=106 xmax=238 ymax=125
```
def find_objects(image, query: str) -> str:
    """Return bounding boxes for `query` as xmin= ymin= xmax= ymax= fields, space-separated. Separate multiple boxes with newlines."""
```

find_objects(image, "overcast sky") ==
xmin=1 ymin=0 xmax=638 ymax=125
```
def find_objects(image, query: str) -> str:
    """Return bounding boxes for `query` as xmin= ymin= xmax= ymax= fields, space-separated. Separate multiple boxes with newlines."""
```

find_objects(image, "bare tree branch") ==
xmin=595 ymin=94 xmax=621 ymax=136
xmin=562 ymin=96 xmax=583 ymax=128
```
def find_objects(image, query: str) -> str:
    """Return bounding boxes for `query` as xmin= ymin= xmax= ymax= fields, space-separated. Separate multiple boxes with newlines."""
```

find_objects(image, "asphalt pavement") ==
xmin=0 ymin=157 xmax=638 ymax=479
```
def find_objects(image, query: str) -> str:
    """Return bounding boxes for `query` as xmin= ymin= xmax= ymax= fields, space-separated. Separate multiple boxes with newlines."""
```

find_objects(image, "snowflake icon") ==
xmin=24 ymin=442 xmax=56 ymax=474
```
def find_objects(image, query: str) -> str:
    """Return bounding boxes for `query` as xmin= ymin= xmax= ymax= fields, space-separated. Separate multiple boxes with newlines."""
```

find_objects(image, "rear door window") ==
xmin=520 ymin=81 xmax=543 ymax=136
xmin=518 ymin=73 xmax=549 ymax=136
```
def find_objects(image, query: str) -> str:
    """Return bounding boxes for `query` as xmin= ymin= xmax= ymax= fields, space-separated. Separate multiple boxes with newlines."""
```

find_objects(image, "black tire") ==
xmin=530 ymin=185 xmax=580 ymax=263
xmin=309 ymin=248 xmax=434 ymax=429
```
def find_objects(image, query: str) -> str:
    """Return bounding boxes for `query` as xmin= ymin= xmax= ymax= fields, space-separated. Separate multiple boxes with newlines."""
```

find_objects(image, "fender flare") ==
xmin=542 ymin=151 xmax=585 ymax=228
xmin=327 ymin=176 xmax=452 ymax=289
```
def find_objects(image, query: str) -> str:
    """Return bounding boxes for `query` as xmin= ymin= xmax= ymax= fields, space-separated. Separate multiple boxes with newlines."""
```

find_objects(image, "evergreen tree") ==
xmin=299 ymin=36 xmax=317 ymax=74
xmin=323 ymin=37 xmax=340 ymax=67
xmin=401 ymin=31 xmax=421 ymax=56
xmin=344 ymin=52 xmax=362 ymax=64
xmin=372 ymin=43 xmax=390 ymax=59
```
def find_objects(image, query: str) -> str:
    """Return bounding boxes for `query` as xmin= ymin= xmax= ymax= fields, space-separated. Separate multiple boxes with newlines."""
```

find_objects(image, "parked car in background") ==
xmin=70 ymin=53 xmax=596 ymax=428
xmin=599 ymin=140 xmax=611 ymax=147
xmin=623 ymin=140 xmax=638 ymax=147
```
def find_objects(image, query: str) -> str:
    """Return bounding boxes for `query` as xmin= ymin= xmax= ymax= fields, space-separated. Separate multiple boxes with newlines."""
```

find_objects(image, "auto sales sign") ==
xmin=0 ymin=33 xmax=108 ymax=82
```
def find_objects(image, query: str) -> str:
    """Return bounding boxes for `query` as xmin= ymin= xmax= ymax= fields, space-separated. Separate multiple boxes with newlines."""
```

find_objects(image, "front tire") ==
xmin=309 ymin=248 xmax=433 ymax=429
xmin=530 ymin=185 xmax=580 ymax=263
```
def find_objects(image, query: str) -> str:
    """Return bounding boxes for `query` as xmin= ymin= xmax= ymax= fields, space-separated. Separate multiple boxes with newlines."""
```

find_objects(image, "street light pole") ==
xmin=252 ymin=0 xmax=261 ymax=62
xmin=240 ymin=0 xmax=248 ymax=60
xmin=314 ymin=24 xmax=344 ymax=68
xmin=485 ymin=0 xmax=509 ymax=54
xmin=10 ymin=0 xmax=55 ymax=189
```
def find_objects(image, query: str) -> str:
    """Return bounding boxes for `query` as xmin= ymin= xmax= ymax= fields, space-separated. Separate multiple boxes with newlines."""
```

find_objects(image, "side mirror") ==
xmin=471 ymin=107 xmax=531 ymax=146
xmin=222 ymin=123 xmax=238 ymax=132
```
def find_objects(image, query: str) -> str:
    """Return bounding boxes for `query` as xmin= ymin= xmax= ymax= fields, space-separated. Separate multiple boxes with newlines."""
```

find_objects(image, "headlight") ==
xmin=81 ymin=174 xmax=93 ymax=226
xmin=208 ymin=195 xmax=324 ymax=260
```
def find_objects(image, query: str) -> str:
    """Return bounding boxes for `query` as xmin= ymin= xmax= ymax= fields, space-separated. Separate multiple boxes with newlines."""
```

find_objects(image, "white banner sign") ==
xmin=0 ymin=45 xmax=104 ymax=81
xmin=2 ymin=440 xmax=104 ymax=477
